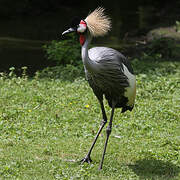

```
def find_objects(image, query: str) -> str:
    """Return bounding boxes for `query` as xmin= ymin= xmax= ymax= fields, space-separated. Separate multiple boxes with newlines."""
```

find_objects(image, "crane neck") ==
xmin=81 ymin=34 xmax=97 ymax=72
xmin=81 ymin=35 xmax=90 ymax=62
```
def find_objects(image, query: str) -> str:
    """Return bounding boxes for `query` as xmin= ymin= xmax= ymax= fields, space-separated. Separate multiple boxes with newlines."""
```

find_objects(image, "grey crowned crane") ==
xmin=62 ymin=7 xmax=136 ymax=170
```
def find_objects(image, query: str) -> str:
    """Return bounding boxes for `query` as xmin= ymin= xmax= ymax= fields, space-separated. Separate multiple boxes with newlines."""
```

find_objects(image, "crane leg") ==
xmin=99 ymin=100 xmax=116 ymax=170
xmin=81 ymin=100 xmax=107 ymax=164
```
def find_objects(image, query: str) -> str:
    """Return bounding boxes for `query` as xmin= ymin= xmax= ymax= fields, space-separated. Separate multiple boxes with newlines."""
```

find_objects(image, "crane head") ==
xmin=62 ymin=17 xmax=87 ymax=36
xmin=62 ymin=7 xmax=111 ymax=37
xmin=62 ymin=17 xmax=88 ymax=45
xmin=62 ymin=7 xmax=111 ymax=45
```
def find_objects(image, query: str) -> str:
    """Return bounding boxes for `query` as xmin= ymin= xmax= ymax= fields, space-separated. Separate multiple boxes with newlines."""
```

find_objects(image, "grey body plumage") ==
xmin=86 ymin=47 xmax=133 ymax=109
xmin=83 ymin=42 xmax=134 ymax=112
xmin=62 ymin=7 xmax=136 ymax=170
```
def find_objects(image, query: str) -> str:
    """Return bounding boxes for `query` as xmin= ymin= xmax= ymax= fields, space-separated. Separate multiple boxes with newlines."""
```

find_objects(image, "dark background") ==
xmin=0 ymin=0 xmax=179 ymax=74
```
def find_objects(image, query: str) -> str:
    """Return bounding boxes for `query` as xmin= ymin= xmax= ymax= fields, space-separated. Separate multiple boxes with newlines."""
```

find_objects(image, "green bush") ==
xmin=148 ymin=37 xmax=176 ymax=58
xmin=43 ymin=34 xmax=81 ymax=66
xmin=175 ymin=21 xmax=180 ymax=33
xmin=35 ymin=64 xmax=84 ymax=81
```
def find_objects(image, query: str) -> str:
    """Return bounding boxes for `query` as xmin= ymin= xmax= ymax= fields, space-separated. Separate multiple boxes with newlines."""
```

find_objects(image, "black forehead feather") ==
xmin=70 ymin=16 xmax=82 ymax=27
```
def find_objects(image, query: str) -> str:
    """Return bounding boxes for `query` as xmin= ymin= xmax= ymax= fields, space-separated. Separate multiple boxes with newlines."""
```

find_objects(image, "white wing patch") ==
xmin=122 ymin=64 xmax=136 ymax=107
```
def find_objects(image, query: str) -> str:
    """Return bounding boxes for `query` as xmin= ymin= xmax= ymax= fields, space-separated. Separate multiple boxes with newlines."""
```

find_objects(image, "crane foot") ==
xmin=80 ymin=155 xmax=92 ymax=164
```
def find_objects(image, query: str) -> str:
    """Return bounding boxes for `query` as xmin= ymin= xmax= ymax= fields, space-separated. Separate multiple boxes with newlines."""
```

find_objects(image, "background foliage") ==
xmin=43 ymin=34 xmax=81 ymax=66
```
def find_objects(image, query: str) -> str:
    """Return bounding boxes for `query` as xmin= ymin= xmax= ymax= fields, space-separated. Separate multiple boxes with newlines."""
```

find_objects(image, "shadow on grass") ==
xmin=129 ymin=158 xmax=180 ymax=179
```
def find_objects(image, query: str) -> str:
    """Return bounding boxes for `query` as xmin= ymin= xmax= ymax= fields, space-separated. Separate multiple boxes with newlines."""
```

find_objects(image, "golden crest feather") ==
xmin=85 ymin=7 xmax=111 ymax=37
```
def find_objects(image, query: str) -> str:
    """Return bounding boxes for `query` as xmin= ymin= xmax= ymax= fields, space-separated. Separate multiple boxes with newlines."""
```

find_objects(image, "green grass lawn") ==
xmin=0 ymin=59 xmax=180 ymax=179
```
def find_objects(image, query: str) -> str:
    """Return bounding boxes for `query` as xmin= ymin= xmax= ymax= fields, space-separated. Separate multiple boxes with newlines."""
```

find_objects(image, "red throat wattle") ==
xmin=79 ymin=34 xmax=85 ymax=46
xmin=79 ymin=20 xmax=86 ymax=46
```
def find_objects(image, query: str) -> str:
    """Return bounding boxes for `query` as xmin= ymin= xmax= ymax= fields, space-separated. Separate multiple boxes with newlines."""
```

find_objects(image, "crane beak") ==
xmin=62 ymin=27 xmax=76 ymax=36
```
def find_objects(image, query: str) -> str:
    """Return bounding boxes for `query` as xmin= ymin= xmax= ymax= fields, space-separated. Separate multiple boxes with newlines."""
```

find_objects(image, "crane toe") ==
xmin=80 ymin=155 xmax=92 ymax=164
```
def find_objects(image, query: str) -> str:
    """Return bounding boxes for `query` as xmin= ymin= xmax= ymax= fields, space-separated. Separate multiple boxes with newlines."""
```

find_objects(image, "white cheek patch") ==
xmin=77 ymin=24 xmax=87 ymax=33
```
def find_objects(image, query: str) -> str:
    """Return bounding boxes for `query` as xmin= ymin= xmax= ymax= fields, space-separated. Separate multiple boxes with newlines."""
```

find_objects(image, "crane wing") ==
xmin=88 ymin=47 xmax=134 ymax=74
xmin=86 ymin=47 xmax=135 ymax=109
xmin=87 ymin=47 xmax=130 ymax=91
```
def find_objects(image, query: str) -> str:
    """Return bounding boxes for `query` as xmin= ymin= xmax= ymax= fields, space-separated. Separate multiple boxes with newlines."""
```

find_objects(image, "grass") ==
xmin=0 ymin=58 xmax=180 ymax=179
